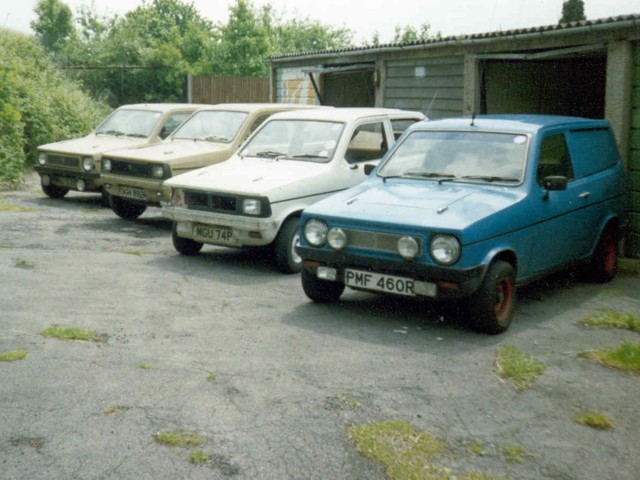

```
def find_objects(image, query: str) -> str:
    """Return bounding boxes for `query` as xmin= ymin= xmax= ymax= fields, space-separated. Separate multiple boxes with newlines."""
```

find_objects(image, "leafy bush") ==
xmin=0 ymin=29 xmax=110 ymax=188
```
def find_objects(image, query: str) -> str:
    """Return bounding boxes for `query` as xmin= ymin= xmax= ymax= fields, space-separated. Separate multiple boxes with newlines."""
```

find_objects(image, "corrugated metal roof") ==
xmin=271 ymin=14 xmax=640 ymax=61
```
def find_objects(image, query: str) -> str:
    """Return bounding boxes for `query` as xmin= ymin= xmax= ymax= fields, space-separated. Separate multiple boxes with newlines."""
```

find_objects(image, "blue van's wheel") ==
xmin=467 ymin=260 xmax=515 ymax=334
xmin=588 ymin=228 xmax=618 ymax=283
xmin=301 ymin=268 xmax=345 ymax=303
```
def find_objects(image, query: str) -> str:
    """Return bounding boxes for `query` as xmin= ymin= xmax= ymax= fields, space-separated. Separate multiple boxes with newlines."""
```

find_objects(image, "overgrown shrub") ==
xmin=0 ymin=29 xmax=110 ymax=188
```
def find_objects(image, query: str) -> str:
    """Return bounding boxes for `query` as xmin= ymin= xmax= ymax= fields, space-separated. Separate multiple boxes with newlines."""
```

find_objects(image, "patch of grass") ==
xmin=326 ymin=393 xmax=362 ymax=410
xmin=0 ymin=349 xmax=28 ymax=362
xmin=207 ymin=373 xmax=217 ymax=382
xmin=0 ymin=199 xmax=35 ymax=212
xmin=467 ymin=439 xmax=487 ymax=456
xmin=582 ymin=309 xmax=640 ymax=333
xmin=574 ymin=410 xmax=614 ymax=430
xmin=9 ymin=436 xmax=45 ymax=449
xmin=15 ymin=258 xmax=35 ymax=269
xmin=580 ymin=342 xmax=640 ymax=374
xmin=42 ymin=326 xmax=101 ymax=342
xmin=104 ymin=406 xmax=131 ymax=415
xmin=122 ymin=250 xmax=144 ymax=256
xmin=495 ymin=346 xmax=546 ymax=391
xmin=348 ymin=420 xmax=447 ymax=479
xmin=499 ymin=444 xmax=533 ymax=464
xmin=189 ymin=449 xmax=212 ymax=465
xmin=154 ymin=431 xmax=203 ymax=448
xmin=139 ymin=363 xmax=153 ymax=370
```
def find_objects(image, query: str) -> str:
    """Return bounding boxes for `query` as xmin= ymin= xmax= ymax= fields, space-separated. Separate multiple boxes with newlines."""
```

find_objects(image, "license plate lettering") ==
xmin=345 ymin=269 xmax=415 ymax=296
xmin=193 ymin=224 xmax=234 ymax=244
xmin=120 ymin=186 xmax=146 ymax=200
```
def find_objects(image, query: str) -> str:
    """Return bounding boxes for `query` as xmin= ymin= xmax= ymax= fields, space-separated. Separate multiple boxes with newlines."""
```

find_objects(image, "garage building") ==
xmin=270 ymin=15 xmax=640 ymax=258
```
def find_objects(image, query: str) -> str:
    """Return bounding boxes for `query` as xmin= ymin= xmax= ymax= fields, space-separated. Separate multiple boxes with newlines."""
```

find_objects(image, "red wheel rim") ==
xmin=494 ymin=277 xmax=513 ymax=322
xmin=603 ymin=236 xmax=616 ymax=276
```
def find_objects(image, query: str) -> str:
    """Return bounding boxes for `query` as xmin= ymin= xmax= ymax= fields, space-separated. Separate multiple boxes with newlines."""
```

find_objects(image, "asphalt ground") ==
xmin=1 ymin=174 xmax=639 ymax=480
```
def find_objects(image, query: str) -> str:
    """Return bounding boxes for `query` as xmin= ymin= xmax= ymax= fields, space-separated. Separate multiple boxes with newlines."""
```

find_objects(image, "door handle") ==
xmin=578 ymin=191 xmax=591 ymax=199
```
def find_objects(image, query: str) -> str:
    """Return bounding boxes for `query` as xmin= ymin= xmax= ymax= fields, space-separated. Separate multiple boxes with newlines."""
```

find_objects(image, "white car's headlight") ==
xmin=430 ymin=234 xmax=461 ymax=265
xmin=151 ymin=165 xmax=165 ymax=179
xmin=242 ymin=198 xmax=262 ymax=215
xmin=398 ymin=236 xmax=420 ymax=259
xmin=38 ymin=153 xmax=47 ymax=165
xmin=328 ymin=228 xmax=347 ymax=250
xmin=304 ymin=219 xmax=328 ymax=247
xmin=102 ymin=159 xmax=112 ymax=172
xmin=82 ymin=157 xmax=93 ymax=172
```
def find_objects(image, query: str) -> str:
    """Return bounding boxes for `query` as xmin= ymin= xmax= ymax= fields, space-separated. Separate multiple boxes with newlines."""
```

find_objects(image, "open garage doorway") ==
xmin=480 ymin=49 xmax=607 ymax=119
xmin=304 ymin=64 xmax=375 ymax=107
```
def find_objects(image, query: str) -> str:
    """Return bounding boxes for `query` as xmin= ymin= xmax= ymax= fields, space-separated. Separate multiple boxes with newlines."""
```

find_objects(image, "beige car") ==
xmin=35 ymin=103 xmax=201 ymax=204
xmin=101 ymin=103 xmax=320 ymax=220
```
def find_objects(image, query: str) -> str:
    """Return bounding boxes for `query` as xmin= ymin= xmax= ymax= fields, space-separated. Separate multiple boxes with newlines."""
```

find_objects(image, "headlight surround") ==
xmin=304 ymin=219 xmax=328 ymax=247
xmin=430 ymin=234 xmax=461 ymax=265
xmin=398 ymin=236 xmax=420 ymax=260
xmin=151 ymin=164 xmax=166 ymax=179
xmin=102 ymin=158 xmax=112 ymax=172
xmin=327 ymin=228 xmax=347 ymax=250
xmin=82 ymin=157 xmax=93 ymax=172
xmin=38 ymin=152 xmax=47 ymax=165
xmin=242 ymin=198 xmax=262 ymax=216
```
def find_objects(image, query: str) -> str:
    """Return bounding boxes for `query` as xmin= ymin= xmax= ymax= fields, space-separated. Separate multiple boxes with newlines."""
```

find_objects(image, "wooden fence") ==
xmin=189 ymin=75 xmax=270 ymax=104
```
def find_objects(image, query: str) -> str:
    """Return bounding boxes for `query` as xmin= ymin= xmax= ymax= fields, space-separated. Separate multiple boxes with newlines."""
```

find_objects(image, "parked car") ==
xmin=296 ymin=115 xmax=628 ymax=334
xmin=35 ymin=103 xmax=201 ymax=204
xmin=101 ymin=103 xmax=318 ymax=220
xmin=162 ymin=108 xmax=425 ymax=273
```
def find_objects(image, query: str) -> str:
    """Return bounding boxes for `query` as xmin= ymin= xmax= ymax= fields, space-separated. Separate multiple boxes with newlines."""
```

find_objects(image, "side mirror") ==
xmin=543 ymin=175 xmax=568 ymax=191
xmin=364 ymin=164 xmax=376 ymax=176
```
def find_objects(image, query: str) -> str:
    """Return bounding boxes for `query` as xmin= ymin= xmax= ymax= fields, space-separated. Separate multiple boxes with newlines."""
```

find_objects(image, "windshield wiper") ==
xmin=204 ymin=135 xmax=229 ymax=142
xmin=97 ymin=130 xmax=125 ymax=136
xmin=403 ymin=171 xmax=457 ymax=183
xmin=254 ymin=150 xmax=288 ymax=159
xmin=125 ymin=133 xmax=147 ymax=138
xmin=290 ymin=153 xmax=328 ymax=161
xmin=461 ymin=175 xmax=520 ymax=183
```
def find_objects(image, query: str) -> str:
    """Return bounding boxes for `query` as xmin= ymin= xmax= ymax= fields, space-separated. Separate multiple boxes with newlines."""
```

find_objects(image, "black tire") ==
xmin=111 ymin=196 xmax=147 ymax=220
xmin=301 ymin=268 xmax=345 ymax=303
xmin=467 ymin=260 xmax=516 ymax=335
xmin=587 ymin=228 xmax=618 ymax=283
xmin=42 ymin=183 xmax=69 ymax=199
xmin=100 ymin=189 xmax=112 ymax=208
xmin=273 ymin=217 xmax=303 ymax=274
xmin=171 ymin=222 xmax=202 ymax=255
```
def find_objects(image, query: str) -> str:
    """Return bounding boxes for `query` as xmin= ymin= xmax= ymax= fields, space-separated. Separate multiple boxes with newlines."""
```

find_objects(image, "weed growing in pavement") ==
xmin=618 ymin=258 xmax=640 ymax=275
xmin=104 ymin=406 xmax=131 ymax=415
xmin=15 ymin=258 xmax=35 ymax=269
xmin=207 ymin=373 xmax=217 ymax=382
xmin=0 ymin=199 xmax=35 ymax=212
xmin=574 ymin=410 xmax=614 ymax=430
xmin=139 ymin=363 xmax=153 ymax=370
xmin=122 ymin=250 xmax=144 ymax=256
xmin=347 ymin=420 xmax=507 ymax=480
xmin=495 ymin=346 xmax=546 ymax=390
xmin=582 ymin=309 xmax=640 ymax=333
xmin=499 ymin=444 xmax=534 ymax=464
xmin=326 ymin=393 xmax=362 ymax=411
xmin=580 ymin=342 xmax=640 ymax=374
xmin=42 ymin=326 xmax=101 ymax=342
xmin=154 ymin=431 xmax=203 ymax=448
xmin=189 ymin=449 xmax=212 ymax=465
xmin=467 ymin=439 xmax=487 ymax=456
xmin=0 ymin=349 xmax=28 ymax=362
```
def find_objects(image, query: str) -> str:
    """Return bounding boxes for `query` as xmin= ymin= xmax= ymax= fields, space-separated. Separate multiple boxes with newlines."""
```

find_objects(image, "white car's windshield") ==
xmin=379 ymin=130 xmax=528 ymax=184
xmin=95 ymin=109 xmax=163 ymax=138
xmin=240 ymin=120 xmax=345 ymax=163
xmin=171 ymin=110 xmax=249 ymax=142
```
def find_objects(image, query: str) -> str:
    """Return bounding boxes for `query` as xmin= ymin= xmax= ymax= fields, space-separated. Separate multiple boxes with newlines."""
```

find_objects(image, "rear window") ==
xmin=567 ymin=127 xmax=619 ymax=178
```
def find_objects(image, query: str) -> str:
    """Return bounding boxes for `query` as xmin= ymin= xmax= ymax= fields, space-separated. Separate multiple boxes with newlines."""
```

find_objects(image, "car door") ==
xmin=526 ymin=130 xmax=594 ymax=275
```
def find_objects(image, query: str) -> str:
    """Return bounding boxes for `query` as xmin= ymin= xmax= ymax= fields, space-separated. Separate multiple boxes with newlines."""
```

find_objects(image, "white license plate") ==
xmin=192 ymin=224 xmax=235 ymax=245
xmin=344 ymin=269 xmax=415 ymax=296
xmin=119 ymin=186 xmax=146 ymax=200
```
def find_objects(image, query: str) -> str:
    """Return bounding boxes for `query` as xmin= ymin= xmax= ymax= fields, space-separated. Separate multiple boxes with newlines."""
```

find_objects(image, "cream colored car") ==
xmin=35 ymin=104 xmax=200 ymax=204
xmin=101 ymin=103 xmax=318 ymax=219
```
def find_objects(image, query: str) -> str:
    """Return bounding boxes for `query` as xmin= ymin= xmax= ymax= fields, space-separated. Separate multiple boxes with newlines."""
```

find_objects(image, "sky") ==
xmin=2 ymin=0 xmax=640 ymax=44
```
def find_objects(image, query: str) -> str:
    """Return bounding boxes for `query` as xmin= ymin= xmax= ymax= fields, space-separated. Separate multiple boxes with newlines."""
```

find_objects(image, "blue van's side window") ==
xmin=537 ymin=134 xmax=574 ymax=185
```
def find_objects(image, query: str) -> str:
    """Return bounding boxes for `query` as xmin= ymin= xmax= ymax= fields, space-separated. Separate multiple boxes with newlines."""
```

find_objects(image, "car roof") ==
xmin=117 ymin=103 xmax=210 ymax=112
xmin=190 ymin=103 xmax=323 ymax=113
xmin=411 ymin=114 xmax=610 ymax=134
xmin=263 ymin=107 xmax=425 ymax=122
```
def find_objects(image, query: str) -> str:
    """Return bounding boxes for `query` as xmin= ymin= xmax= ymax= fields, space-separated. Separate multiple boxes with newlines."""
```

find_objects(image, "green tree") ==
xmin=559 ymin=0 xmax=586 ymax=23
xmin=31 ymin=0 xmax=75 ymax=54
xmin=393 ymin=22 xmax=437 ymax=43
